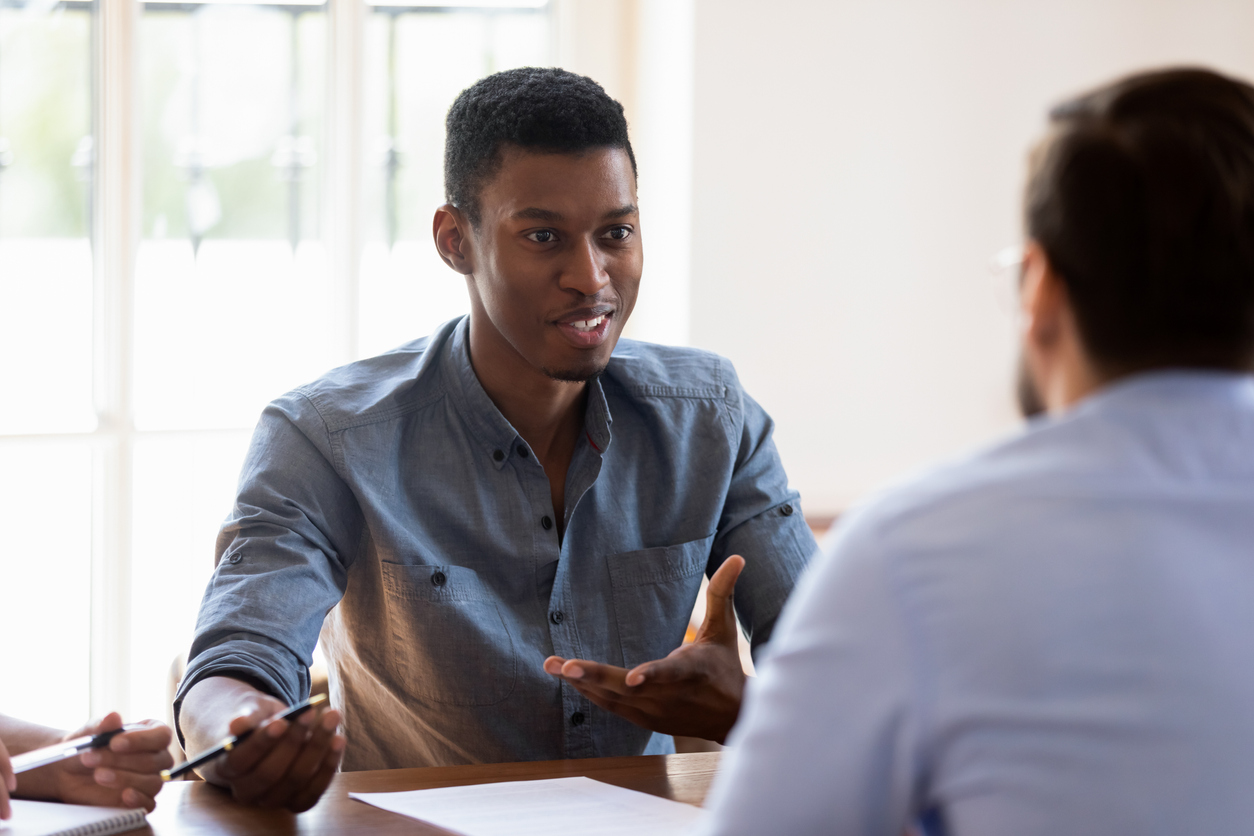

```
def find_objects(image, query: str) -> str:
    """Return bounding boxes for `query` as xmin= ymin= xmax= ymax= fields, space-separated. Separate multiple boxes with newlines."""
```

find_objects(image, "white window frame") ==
xmin=2 ymin=0 xmax=692 ymax=720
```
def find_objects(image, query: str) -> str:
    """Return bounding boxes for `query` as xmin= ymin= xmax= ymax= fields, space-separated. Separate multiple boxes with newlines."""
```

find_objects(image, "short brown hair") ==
xmin=1026 ymin=67 xmax=1254 ymax=373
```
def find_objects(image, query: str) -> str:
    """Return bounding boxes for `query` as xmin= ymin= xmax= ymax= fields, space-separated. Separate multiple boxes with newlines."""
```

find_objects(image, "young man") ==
xmin=175 ymin=68 xmax=814 ymax=811
xmin=699 ymin=67 xmax=1254 ymax=835
xmin=0 ymin=713 xmax=173 ymax=819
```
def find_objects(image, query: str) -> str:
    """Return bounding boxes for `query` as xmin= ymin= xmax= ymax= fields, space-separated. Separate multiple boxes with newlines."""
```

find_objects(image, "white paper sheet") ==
xmin=350 ymin=776 xmax=707 ymax=836
xmin=0 ymin=799 xmax=146 ymax=836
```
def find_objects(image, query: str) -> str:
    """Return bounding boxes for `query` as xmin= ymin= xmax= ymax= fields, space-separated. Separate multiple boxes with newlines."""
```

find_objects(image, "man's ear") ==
xmin=433 ymin=204 xmax=475 ymax=275
xmin=1020 ymin=240 xmax=1068 ymax=351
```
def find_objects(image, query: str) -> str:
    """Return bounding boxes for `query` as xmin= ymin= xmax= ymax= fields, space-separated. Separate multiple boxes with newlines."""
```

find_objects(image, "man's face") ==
xmin=462 ymin=146 xmax=642 ymax=383
xmin=1015 ymin=350 xmax=1047 ymax=418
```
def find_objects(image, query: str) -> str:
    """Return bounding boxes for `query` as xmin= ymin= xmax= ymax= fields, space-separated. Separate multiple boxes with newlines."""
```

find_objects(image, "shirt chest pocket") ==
xmin=606 ymin=534 xmax=716 ymax=670
xmin=379 ymin=562 xmax=517 ymax=707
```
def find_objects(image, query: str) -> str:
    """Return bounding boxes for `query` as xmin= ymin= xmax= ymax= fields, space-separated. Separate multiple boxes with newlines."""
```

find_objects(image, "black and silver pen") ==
xmin=10 ymin=724 xmax=151 ymax=774
xmin=161 ymin=693 xmax=329 ymax=781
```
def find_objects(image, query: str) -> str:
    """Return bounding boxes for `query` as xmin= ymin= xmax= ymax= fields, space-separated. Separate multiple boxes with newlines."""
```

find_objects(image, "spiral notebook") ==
xmin=0 ymin=800 xmax=146 ymax=836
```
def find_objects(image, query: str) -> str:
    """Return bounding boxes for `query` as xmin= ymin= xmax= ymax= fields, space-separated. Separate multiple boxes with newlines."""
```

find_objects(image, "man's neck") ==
xmin=467 ymin=323 xmax=588 ymax=462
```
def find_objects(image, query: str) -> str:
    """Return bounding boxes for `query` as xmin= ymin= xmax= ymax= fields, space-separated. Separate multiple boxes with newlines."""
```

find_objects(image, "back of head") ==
xmin=1026 ymin=67 xmax=1254 ymax=374
xmin=444 ymin=67 xmax=636 ymax=226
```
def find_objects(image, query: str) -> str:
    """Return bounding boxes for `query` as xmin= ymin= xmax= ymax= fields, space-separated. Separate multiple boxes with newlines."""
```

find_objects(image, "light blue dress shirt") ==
xmin=174 ymin=316 xmax=815 ymax=770
xmin=700 ymin=371 xmax=1254 ymax=836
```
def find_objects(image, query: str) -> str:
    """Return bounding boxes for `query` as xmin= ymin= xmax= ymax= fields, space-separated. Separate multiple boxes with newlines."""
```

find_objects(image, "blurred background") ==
xmin=2 ymin=0 xmax=1253 ymax=730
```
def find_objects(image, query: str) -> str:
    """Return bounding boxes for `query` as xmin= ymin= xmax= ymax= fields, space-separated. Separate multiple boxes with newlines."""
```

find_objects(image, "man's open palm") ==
xmin=543 ymin=554 xmax=748 ymax=743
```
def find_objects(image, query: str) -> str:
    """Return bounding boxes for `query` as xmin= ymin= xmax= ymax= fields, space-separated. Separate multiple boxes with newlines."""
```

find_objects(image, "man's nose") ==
xmin=559 ymin=237 xmax=611 ymax=296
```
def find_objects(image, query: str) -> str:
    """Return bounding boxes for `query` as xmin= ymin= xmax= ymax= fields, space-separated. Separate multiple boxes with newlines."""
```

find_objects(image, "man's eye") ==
xmin=604 ymin=226 xmax=632 ymax=241
xmin=527 ymin=230 xmax=556 ymax=243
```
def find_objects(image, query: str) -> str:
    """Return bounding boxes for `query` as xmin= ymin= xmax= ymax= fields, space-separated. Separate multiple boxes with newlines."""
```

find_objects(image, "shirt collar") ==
xmin=440 ymin=315 xmax=614 ymax=469
xmin=583 ymin=372 xmax=613 ymax=455
xmin=1071 ymin=368 xmax=1254 ymax=419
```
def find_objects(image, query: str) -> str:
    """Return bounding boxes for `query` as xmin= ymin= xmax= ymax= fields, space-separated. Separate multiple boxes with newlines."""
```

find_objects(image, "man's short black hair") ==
xmin=1026 ymin=67 xmax=1254 ymax=373
xmin=444 ymin=67 xmax=636 ymax=225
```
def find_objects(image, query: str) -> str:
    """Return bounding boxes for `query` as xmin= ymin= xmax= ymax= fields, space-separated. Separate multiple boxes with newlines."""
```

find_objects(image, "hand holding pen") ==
xmin=1 ymin=713 xmax=174 ymax=817
xmin=177 ymin=679 xmax=345 ymax=812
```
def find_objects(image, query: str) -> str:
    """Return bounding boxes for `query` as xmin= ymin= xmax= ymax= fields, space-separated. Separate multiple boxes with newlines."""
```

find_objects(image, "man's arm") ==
xmin=697 ymin=519 xmax=923 ymax=836
xmin=175 ymin=393 xmax=363 ymax=811
xmin=0 ymin=713 xmax=174 ymax=815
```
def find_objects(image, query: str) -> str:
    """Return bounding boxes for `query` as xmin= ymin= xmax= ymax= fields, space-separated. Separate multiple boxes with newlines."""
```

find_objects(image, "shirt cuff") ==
xmin=172 ymin=635 xmax=310 ymax=751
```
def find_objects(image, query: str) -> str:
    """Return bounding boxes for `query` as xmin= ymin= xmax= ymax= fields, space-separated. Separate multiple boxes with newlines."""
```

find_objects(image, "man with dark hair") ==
xmin=175 ymin=67 xmax=814 ymax=810
xmin=699 ymin=67 xmax=1254 ymax=836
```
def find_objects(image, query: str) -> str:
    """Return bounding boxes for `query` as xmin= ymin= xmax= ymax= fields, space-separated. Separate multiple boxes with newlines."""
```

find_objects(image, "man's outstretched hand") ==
xmin=543 ymin=554 xmax=748 ymax=744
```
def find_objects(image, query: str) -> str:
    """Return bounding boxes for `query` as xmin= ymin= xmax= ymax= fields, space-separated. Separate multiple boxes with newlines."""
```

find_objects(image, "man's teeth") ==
xmin=570 ymin=315 xmax=606 ymax=332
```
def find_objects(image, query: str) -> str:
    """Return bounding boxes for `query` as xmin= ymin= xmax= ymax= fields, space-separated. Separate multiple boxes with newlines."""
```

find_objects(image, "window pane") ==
xmin=357 ymin=8 xmax=550 ymax=357
xmin=129 ymin=431 xmax=251 ymax=725
xmin=0 ymin=444 xmax=93 ymax=726
xmin=0 ymin=4 xmax=96 ymax=434
xmin=134 ymin=5 xmax=334 ymax=430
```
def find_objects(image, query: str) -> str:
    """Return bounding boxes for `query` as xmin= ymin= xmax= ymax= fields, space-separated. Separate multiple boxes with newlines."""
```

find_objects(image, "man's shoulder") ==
xmin=841 ymin=415 xmax=1108 ymax=547
xmin=603 ymin=339 xmax=738 ymax=401
xmin=277 ymin=319 xmax=460 ymax=433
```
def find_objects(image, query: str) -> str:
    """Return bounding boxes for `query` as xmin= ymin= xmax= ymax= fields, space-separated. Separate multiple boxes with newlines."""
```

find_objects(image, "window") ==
xmin=0 ymin=0 xmax=552 ymax=726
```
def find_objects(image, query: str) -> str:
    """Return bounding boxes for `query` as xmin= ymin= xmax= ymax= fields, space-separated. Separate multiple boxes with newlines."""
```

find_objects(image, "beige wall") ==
xmin=690 ymin=0 xmax=1254 ymax=514
xmin=556 ymin=0 xmax=695 ymax=346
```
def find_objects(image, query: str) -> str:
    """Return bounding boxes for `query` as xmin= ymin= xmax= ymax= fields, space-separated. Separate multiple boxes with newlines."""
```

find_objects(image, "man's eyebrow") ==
xmin=512 ymin=207 xmax=564 ymax=222
xmin=604 ymin=204 xmax=639 ymax=219
xmin=509 ymin=204 xmax=639 ymax=222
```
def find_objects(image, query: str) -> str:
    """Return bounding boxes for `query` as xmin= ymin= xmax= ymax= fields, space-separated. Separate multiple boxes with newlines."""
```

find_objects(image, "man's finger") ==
xmin=120 ymin=787 xmax=157 ymax=813
xmin=108 ymin=721 xmax=173 ymax=754
xmin=626 ymin=649 xmax=703 ymax=687
xmin=94 ymin=767 xmax=164 ymax=802
xmin=1 ymin=737 xmax=14 ymax=820
xmin=562 ymin=676 xmax=645 ymax=709
xmin=542 ymin=656 xmax=568 ymax=676
xmin=82 ymin=749 xmax=174 ymax=774
xmin=218 ymin=717 xmax=289 ymax=781
xmin=696 ymin=555 xmax=745 ymax=644
xmin=558 ymin=659 xmax=632 ymax=694
xmin=708 ymin=554 xmax=745 ymax=602
xmin=264 ymin=709 xmax=335 ymax=808
xmin=286 ymin=735 xmax=345 ymax=814
xmin=243 ymin=716 xmax=315 ymax=806
xmin=87 ymin=712 xmax=125 ymax=736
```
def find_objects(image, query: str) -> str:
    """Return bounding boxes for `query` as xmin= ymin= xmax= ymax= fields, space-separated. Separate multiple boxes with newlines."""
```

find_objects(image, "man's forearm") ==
xmin=180 ymin=676 xmax=273 ymax=782
xmin=0 ymin=715 xmax=67 ymax=757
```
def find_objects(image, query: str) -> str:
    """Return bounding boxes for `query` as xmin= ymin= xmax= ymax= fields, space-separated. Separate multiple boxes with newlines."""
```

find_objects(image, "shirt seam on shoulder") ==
xmin=292 ymin=389 xmax=350 ymax=476
xmin=616 ymin=384 xmax=725 ymax=400
xmin=716 ymin=355 xmax=739 ymax=443
xmin=310 ymin=389 xmax=450 ymax=434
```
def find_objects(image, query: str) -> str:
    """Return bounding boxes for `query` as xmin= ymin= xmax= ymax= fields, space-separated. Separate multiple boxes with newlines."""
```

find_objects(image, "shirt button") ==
xmin=550 ymin=610 xmax=564 ymax=625
xmin=780 ymin=503 xmax=795 ymax=517
xmin=541 ymin=516 xmax=553 ymax=530
xmin=431 ymin=571 xmax=447 ymax=587
xmin=227 ymin=553 xmax=243 ymax=565
xmin=570 ymin=711 xmax=585 ymax=726
xmin=493 ymin=449 xmax=504 ymax=462
xmin=517 ymin=445 xmax=529 ymax=459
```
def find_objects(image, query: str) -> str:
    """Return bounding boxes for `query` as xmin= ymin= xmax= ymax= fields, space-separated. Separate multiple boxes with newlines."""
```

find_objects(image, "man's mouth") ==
xmin=568 ymin=315 xmax=607 ymax=333
xmin=554 ymin=308 xmax=614 ymax=348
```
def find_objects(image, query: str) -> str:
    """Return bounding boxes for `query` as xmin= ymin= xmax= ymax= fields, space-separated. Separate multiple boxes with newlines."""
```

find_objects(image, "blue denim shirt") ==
xmin=175 ymin=316 xmax=816 ymax=770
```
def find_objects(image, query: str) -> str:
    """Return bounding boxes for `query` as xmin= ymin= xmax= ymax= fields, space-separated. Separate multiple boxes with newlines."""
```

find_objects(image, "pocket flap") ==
xmin=381 ymin=562 xmax=490 ymax=602
xmin=607 ymin=534 xmax=715 ymax=588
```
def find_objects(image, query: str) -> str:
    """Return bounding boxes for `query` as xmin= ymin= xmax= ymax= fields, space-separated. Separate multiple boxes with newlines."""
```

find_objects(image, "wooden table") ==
xmin=142 ymin=752 xmax=722 ymax=834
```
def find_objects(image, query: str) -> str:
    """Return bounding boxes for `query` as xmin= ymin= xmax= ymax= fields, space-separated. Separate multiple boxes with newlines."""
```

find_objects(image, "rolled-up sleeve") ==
xmin=710 ymin=359 xmax=818 ymax=656
xmin=173 ymin=390 xmax=364 ymax=740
